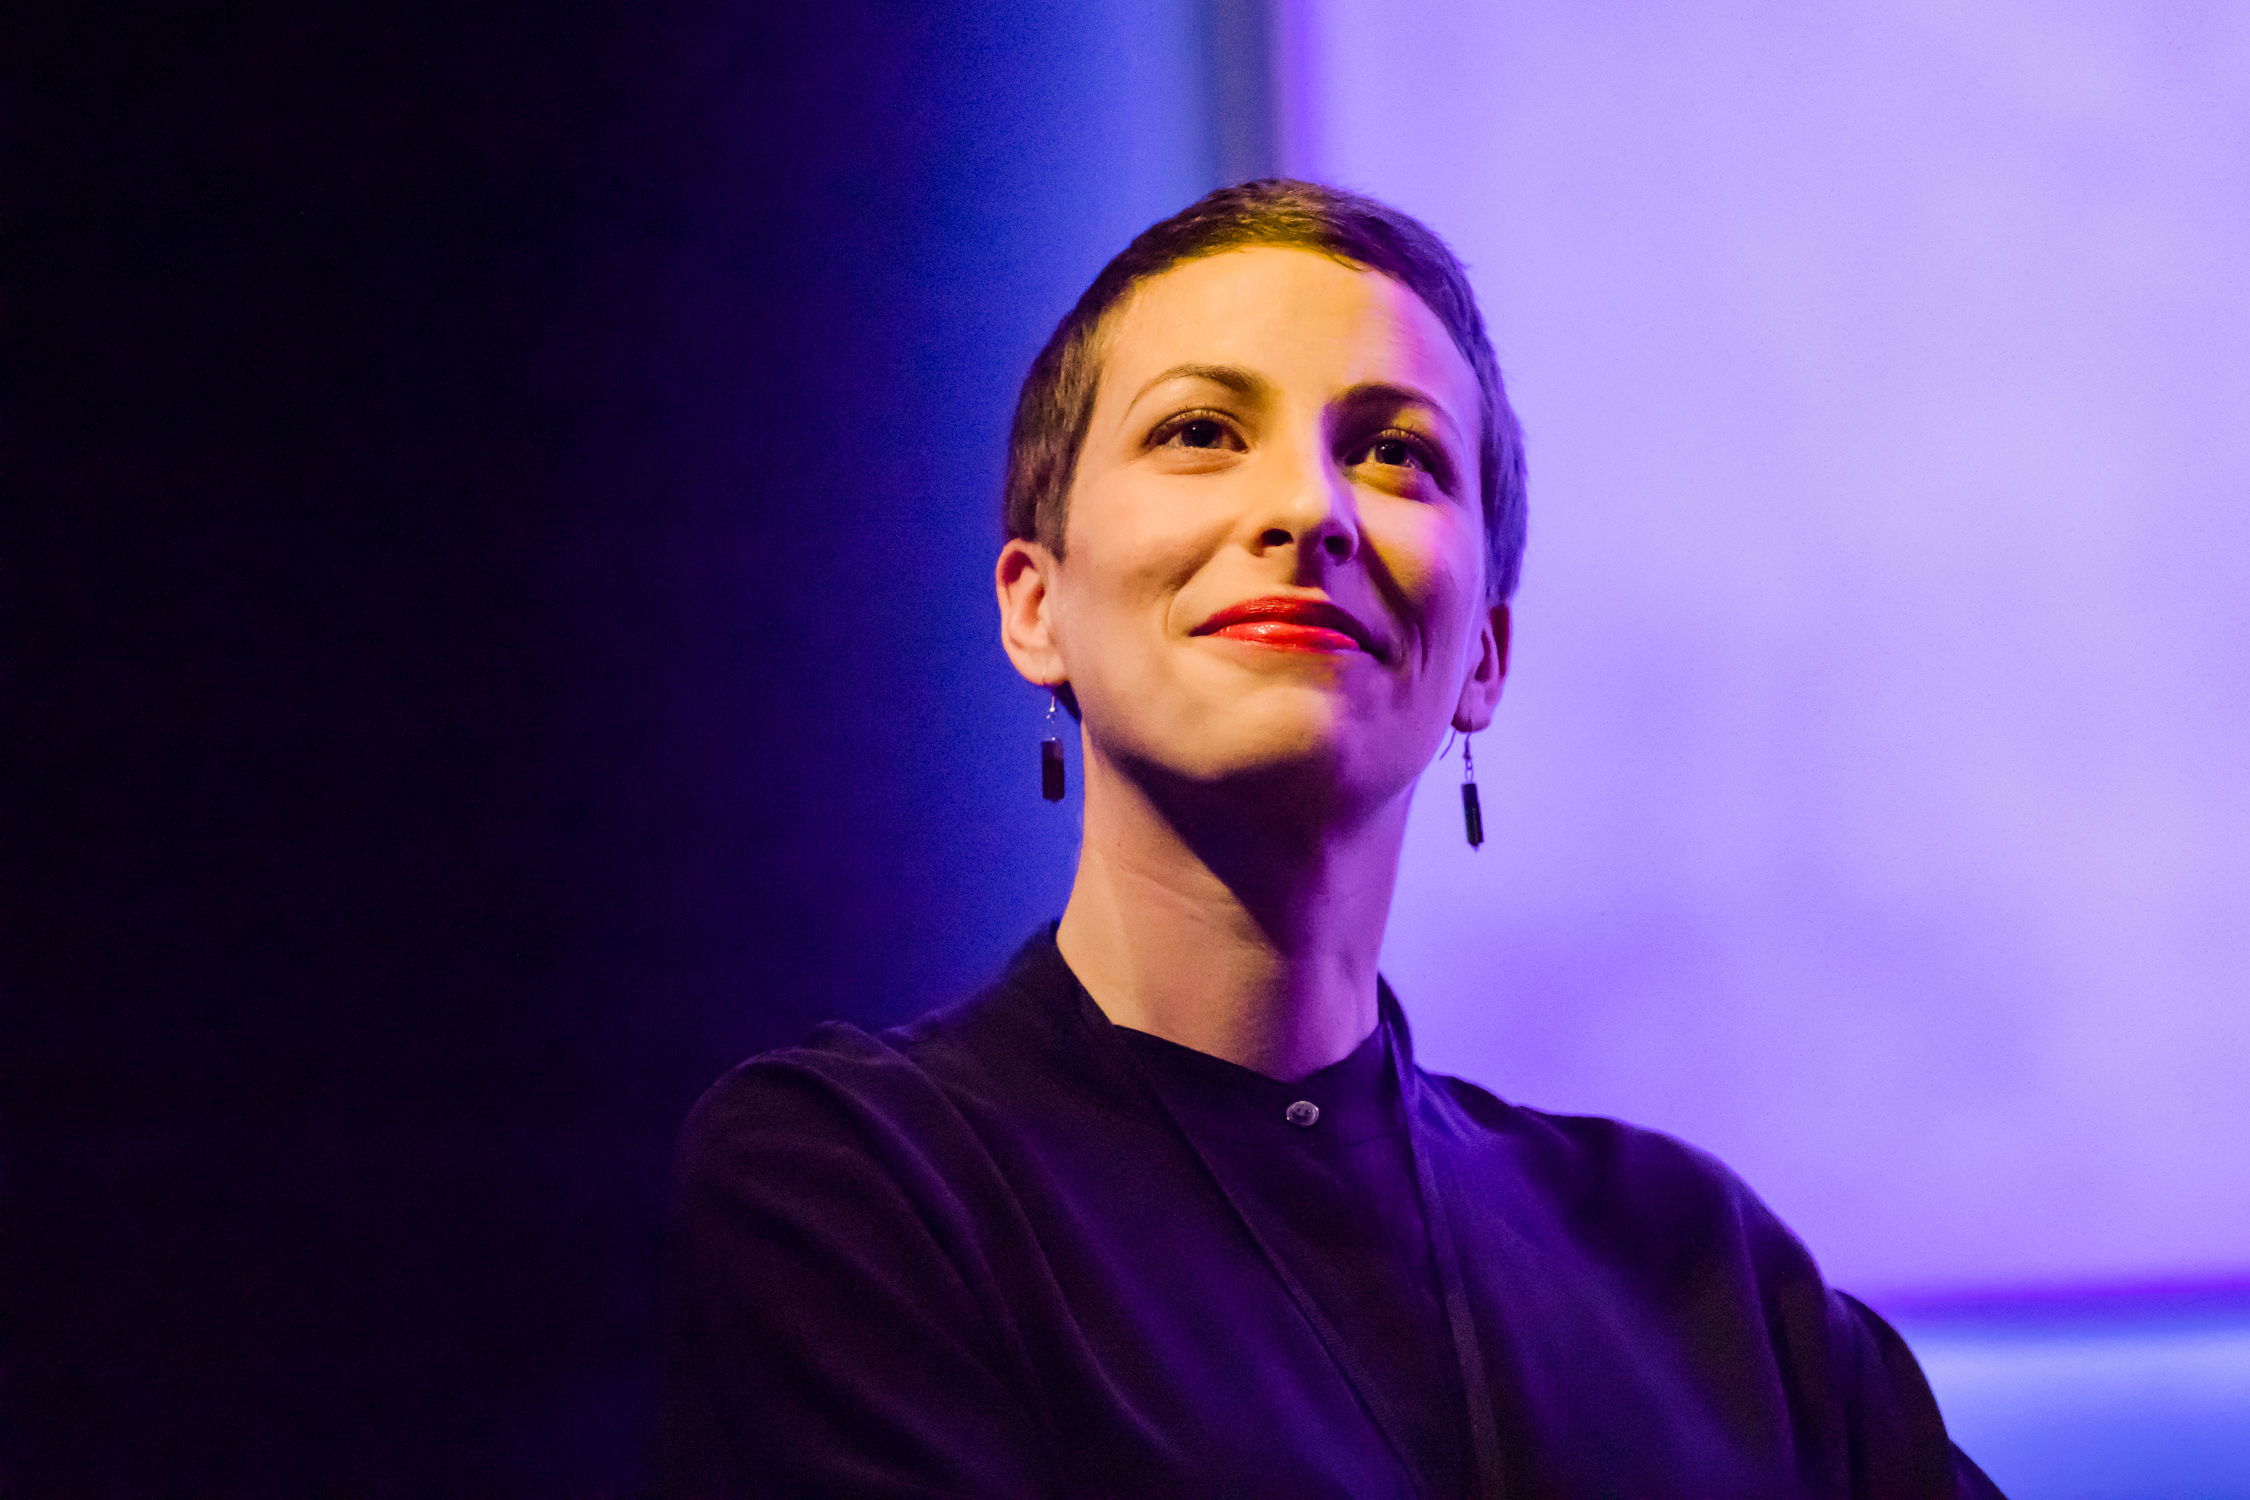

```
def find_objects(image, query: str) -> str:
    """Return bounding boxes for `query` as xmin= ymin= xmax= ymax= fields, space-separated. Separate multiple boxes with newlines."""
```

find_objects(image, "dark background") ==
xmin=3 ymin=0 xmax=1258 ymax=1489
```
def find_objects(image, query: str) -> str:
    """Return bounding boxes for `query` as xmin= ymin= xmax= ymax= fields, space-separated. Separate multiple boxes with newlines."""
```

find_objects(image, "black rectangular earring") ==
xmin=1041 ymin=692 xmax=1066 ymax=802
xmin=1461 ymin=735 xmax=1484 ymax=848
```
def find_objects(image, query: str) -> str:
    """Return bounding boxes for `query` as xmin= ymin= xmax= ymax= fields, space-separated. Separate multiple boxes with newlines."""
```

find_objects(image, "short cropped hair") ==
xmin=1002 ymin=179 xmax=1527 ymax=602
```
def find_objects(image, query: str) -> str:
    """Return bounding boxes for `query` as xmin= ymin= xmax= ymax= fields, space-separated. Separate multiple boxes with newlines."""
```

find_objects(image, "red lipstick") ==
xmin=1193 ymin=596 xmax=1379 ymax=656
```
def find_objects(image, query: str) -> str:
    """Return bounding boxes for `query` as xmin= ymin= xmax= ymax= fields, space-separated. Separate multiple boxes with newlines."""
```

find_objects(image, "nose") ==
xmin=1252 ymin=441 xmax=1361 ymax=572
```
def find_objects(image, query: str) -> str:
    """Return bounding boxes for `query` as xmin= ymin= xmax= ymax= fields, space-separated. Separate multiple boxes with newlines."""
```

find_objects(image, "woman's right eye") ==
xmin=1154 ymin=413 xmax=1241 ymax=451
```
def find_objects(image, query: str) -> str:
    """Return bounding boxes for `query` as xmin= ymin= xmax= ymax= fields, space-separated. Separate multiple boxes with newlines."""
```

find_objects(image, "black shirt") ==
xmin=661 ymin=927 xmax=2002 ymax=1498
xmin=1113 ymin=1018 xmax=1468 ymax=1493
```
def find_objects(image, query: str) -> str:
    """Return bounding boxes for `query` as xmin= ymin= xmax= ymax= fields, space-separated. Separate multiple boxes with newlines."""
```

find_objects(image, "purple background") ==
xmin=1280 ymin=0 xmax=2250 ymax=1300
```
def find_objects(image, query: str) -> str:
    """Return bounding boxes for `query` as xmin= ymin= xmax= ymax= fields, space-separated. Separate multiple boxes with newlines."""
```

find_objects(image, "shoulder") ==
xmin=1421 ymin=1074 xmax=1984 ymax=1484
xmin=1418 ymin=1070 xmax=1821 ymax=1286
xmin=1425 ymin=1069 xmax=1774 ymax=1210
xmin=673 ymin=1020 xmax=913 ymax=1185
xmin=673 ymin=934 xmax=1088 ymax=1206
xmin=677 ymin=987 xmax=1019 ymax=1189
xmin=660 ymin=967 xmax=1063 ymax=1493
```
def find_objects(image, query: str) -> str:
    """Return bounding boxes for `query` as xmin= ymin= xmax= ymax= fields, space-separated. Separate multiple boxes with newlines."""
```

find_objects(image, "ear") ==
xmin=1451 ymin=603 xmax=1511 ymax=732
xmin=996 ymin=538 xmax=1068 ymax=689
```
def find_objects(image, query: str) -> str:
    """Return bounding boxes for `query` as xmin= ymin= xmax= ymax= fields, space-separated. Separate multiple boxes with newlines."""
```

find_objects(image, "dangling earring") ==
xmin=1460 ymin=733 xmax=1484 ymax=848
xmin=1041 ymin=691 xmax=1066 ymax=802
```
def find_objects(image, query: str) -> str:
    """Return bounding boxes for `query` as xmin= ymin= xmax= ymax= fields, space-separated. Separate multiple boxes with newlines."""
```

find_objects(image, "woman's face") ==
xmin=1000 ymin=245 xmax=1508 ymax=816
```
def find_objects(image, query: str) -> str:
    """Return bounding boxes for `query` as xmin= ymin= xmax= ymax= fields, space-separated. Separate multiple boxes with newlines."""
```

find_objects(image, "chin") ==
xmin=1155 ymin=687 xmax=1412 ymax=811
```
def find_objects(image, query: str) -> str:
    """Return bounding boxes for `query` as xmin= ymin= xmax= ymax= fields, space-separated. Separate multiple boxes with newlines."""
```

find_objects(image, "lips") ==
xmin=1192 ymin=596 xmax=1381 ymax=657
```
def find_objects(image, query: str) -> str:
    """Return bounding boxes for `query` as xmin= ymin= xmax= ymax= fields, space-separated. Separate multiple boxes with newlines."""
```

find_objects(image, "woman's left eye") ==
xmin=1354 ymin=435 xmax=1428 ymax=471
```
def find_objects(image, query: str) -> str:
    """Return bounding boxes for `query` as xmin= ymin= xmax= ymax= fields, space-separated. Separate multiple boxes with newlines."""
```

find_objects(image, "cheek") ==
xmin=1374 ymin=505 xmax=1485 ymax=664
xmin=1063 ymin=483 xmax=1232 ymax=642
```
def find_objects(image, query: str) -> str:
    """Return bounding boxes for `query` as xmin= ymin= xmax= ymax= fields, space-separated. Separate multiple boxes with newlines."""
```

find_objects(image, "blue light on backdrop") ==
xmin=1890 ymin=1290 xmax=2250 ymax=1497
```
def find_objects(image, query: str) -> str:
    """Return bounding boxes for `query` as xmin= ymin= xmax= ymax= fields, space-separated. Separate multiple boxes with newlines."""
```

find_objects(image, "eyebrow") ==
xmin=1128 ymin=362 xmax=1270 ymax=409
xmin=1332 ymin=381 xmax=1470 ymax=452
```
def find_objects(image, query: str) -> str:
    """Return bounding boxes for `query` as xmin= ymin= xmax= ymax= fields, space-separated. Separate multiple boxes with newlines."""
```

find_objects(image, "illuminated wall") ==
xmin=1283 ymin=2 xmax=2250 ymax=1295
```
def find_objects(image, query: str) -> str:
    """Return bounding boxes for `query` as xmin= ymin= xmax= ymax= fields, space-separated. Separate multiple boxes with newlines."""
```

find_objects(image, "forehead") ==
xmin=1097 ymin=246 xmax=1478 ymax=420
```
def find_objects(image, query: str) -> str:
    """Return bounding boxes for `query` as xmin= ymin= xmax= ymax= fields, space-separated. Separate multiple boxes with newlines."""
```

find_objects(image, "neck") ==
xmin=1055 ymin=742 xmax=1409 ymax=1082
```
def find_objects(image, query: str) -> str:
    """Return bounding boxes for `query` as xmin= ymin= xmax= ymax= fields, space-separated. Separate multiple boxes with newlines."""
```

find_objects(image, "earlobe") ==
xmin=1451 ymin=603 xmax=1511 ymax=732
xmin=995 ymin=539 xmax=1068 ymax=689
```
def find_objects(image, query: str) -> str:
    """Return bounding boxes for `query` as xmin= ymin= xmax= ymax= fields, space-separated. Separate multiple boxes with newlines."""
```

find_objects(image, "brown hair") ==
xmin=1002 ymin=179 xmax=1527 ymax=602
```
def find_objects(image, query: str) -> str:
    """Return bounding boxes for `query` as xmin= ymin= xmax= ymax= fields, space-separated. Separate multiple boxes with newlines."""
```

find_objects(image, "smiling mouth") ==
xmin=1192 ymin=596 xmax=1381 ymax=658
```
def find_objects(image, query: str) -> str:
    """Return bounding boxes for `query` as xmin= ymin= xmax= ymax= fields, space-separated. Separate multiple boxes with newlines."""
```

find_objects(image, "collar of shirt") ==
xmin=1087 ymin=992 xmax=1404 ymax=1146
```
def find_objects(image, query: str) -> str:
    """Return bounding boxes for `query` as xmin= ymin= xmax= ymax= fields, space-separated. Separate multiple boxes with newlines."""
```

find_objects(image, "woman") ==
xmin=660 ymin=181 xmax=2000 ymax=1498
